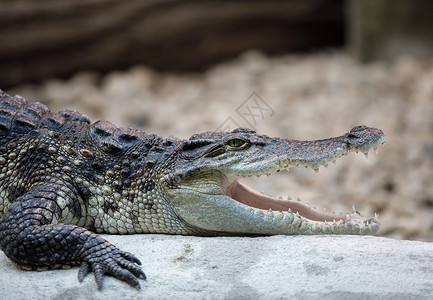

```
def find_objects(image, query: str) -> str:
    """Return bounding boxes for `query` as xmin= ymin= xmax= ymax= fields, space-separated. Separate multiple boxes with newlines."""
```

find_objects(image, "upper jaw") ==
xmin=225 ymin=125 xmax=386 ymax=176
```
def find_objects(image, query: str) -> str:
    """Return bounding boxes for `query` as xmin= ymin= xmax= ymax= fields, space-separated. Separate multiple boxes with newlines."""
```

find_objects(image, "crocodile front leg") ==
xmin=0 ymin=184 xmax=146 ymax=290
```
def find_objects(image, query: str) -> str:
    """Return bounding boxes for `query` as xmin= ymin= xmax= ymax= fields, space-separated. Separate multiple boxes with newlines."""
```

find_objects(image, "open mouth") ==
xmin=223 ymin=150 xmax=385 ymax=227
xmin=221 ymin=131 xmax=386 ymax=228
xmin=224 ymin=178 xmax=367 ymax=223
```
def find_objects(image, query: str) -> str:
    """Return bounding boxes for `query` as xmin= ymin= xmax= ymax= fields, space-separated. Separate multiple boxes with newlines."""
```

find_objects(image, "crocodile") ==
xmin=0 ymin=90 xmax=385 ymax=290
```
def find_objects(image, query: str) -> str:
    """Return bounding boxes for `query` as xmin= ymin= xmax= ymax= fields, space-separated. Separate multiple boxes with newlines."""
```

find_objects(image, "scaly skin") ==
xmin=0 ymin=90 xmax=385 ymax=289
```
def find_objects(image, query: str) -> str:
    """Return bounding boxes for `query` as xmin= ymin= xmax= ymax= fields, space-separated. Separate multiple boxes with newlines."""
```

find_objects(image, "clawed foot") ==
xmin=78 ymin=244 xmax=146 ymax=290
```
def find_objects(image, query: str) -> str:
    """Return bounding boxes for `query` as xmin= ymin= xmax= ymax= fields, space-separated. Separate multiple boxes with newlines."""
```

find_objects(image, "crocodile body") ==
xmin=0 ymin=90 xmax=385 ymax=289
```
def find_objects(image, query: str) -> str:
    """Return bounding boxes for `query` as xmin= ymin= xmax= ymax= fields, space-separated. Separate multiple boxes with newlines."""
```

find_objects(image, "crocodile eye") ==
xmin=226 ymin=138 xmax=249 ymax=150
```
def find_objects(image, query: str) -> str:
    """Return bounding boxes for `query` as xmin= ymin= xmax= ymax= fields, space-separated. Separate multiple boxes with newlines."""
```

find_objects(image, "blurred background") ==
xmin=1 ymin=0 xmax=432 ymax=241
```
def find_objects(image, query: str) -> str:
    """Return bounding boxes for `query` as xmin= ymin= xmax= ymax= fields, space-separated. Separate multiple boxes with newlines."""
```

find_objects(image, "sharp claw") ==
xmin=128 ymin=275 xmax=141 ymax=289
xmin=139 ymin=270 xmax=147 ymax=280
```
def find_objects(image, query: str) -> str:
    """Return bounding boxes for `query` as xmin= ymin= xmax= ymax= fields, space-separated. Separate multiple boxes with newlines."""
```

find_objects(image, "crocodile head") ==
xmin=162 ymin=125 xmax=385 ymax=236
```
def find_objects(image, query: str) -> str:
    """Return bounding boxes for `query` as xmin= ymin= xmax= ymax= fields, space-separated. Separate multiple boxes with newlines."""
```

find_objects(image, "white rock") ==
xmin=0 ymin=235 xmax=432 ymax=299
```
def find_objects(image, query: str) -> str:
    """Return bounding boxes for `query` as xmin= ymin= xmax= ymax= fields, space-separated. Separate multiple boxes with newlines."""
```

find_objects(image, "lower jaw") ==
xmin=224 ymin=179 xmax=371 ymax=224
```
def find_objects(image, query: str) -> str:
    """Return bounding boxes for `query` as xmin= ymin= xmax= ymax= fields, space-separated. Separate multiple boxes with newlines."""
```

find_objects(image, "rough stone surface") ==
xmin=0 ymin=235 xmax=431 ymax=299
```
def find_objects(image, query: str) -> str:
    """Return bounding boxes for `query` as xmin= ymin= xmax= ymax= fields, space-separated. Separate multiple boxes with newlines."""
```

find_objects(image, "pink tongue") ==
xmin=225 ymin=180 xmax=350 ymax=222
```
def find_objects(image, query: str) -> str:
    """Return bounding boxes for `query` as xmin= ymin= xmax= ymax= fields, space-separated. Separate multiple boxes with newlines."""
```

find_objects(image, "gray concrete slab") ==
xmin=0 ymin=235 xmax=432 ymax=299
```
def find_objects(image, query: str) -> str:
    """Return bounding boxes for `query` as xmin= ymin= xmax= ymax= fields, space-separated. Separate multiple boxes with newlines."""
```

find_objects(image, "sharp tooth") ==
xmin=297 ymin=196 xmax=301 ymax=202
xmin=287 ymin=196 xmax=292 ymax=200
xmin=352 ymin=205 xmax=356 ymax=213
xmin=279 ymin=196 xmax=283 ymax=200
xmin=375 ymin=149 xmax=379 ymax=155
xmin=346 ymin=214 xmax=351 ymax=220
xmin=288 ymin=208 xmax=292 ymax=213
xmin=296 ymin=211 xmax=300 ymax=217
xmin=363 ymin=152 xmax=369 ymax=159
xmin=332 ymin=160 xmax=337 ymax=165
xmin=313 ymin=168 xmax=319 ymax=173
xmin=324 ymin=164 xmax=328 ymax=169
xmin=306 ymin=201 xmax=310 ymax=206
